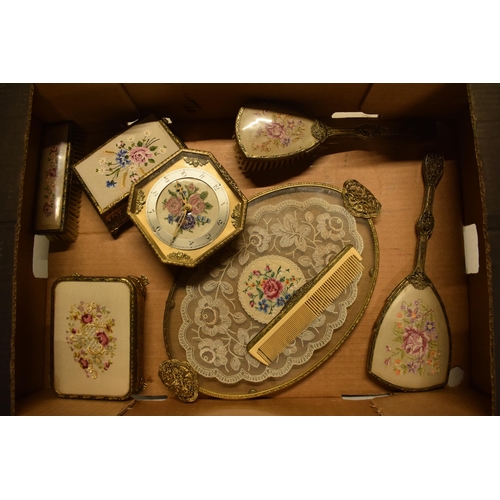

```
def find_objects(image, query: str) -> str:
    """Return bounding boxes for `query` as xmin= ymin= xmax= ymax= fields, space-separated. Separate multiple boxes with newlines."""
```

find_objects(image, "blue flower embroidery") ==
xmin=257 ymin=299 xmax=269 ymax=313
xmin=106 ymin=180 xmax=117 ymax=188
xmin=115 ymin=149 xmax=131 ymax=168
xmin=182 ymin=213 xmax=196 ymax=230
xmin=196 ymin=215 xmax=211 ymax=225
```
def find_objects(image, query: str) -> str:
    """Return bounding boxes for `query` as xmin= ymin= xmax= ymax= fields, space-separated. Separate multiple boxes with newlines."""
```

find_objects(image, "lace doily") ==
xmin=164 ymin=183 xmax=379 ymax=398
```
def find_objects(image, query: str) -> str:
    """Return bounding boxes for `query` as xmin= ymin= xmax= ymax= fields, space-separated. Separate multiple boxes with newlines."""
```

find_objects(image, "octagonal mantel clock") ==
xmin=128 ymin=149 xmax=247 ymax=267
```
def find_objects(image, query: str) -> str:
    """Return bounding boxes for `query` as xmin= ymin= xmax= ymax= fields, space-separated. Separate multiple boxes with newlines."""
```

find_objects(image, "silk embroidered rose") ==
xmin=129 ymin=146 xmax=153 ymax=165
xmin=97 ymin=130 xmax=168 ymax=188
xmin=250 ymin=111 xmax=306 ymax=152
xmin=96 ymin=331 xmax=110 ymax=348
xmin=266 ymin=121 xmax=285 ymax=138
xmin=402 ymin=326 xmax=430 ymax=357
xmin=188 ymin=193 xmax=206 ymax=215
xmin=385 ymin=299 xmax=442 ymax=377
xmin=165 ymin=196 xmax=182 ymax=216
xmin=81 ymin=313 xmax=93 ymax=323
xmin=162 ymin=180 xmax=214 ymax=235
xmin=262 ymin=278 xmax=284 ymax=299
xmin=241 ymin=260 xmax=302 ymax=318
xmin=66 ymin=301 xmax=117 ymax=379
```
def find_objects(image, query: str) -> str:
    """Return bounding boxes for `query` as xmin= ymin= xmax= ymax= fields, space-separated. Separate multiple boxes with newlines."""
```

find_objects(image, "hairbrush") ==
xmin=235 ymin=104 xmax=436 ymax=175
xmin=34 ymin=122 xmax=85 ymax=243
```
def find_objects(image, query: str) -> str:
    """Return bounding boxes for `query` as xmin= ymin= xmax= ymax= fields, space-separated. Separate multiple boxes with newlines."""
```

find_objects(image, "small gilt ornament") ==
xmin=159 ymin=359 xmax=199 ymax=403
xmin=342 ymin=179 xmax=381 ymax=219
xmin=184 ymin=156 xmax=210 ymax=168
xmin=134 ymin=189 xmax=146 ymax=214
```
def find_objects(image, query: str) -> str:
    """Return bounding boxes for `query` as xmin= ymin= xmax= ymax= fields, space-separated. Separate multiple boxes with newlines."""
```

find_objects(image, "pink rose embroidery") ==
xmin=266 ymin=122 xmax=285 ymax=139
xmin=129 ymin=146 xmax=153 ymax=165
xmin=188 ymin=193 xmax=206 ymax=215
xmin=262 ymin=278 xmax=284 ymax=300
xmin=166 ymin=196 xmax=183 ymax=216
xmin=402 ymin=326 xmax=430 ymax=357
xmin=67 ymin=301 xmax=117 ymax=378
xmin=81 ymin=313 xmax=93 ymax=324
xmin=96 ymin=331 xmax=110 ymax=347
xmin=385 ymin=299 xmax=443 ymax=377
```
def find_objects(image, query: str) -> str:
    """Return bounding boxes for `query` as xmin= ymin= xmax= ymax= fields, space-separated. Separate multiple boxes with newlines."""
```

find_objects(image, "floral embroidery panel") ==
xmin=237 ymin=108 xmax=321 ymax=160
xmin=160 ymin=179 xmax=216 ymax=235
xmin=53 ymin=280 xmax=136 ymax=398
xmin=175 ymin=190 xmax=366 ymax=385
xmin=369 ymin=282 xmax=450 ymax=390
xmin=383 ymin=298 xmax=443 ymax=376
xmin=96 ymin=130 xmax=169 ymax=189
xmin=238 ymin=256 xmax=305 ymax=323
xmin=66 ymin=300 xmax=117 ymax=379
xmin=75 ymin=120 xmax=181 ymax=211
xmin=41 ymin=144 xmax=60 ymax=217
xmin=248 ymin=110 xmax=308 ymax=154
xmin=34 ymin=123 xmax=71 ymax=231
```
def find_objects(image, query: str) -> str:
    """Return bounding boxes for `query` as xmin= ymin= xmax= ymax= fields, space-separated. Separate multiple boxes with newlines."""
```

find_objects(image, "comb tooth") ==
xmin=258 ymin=307 xmax=317 ymax=361
xmin=304 ymin=256 xmax=363 ymax=316
xmin=248 ymin=246 xmax=363 ymax=365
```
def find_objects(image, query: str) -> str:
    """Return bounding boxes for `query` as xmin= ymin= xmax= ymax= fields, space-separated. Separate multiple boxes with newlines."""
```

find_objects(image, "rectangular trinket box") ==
xmin=51 ymin=274 xmax=148 ymax=400
xmin=72 ymin=117 xmax=185 ymax=237
xmin=33 ymin=122 xmax=82 ymax=242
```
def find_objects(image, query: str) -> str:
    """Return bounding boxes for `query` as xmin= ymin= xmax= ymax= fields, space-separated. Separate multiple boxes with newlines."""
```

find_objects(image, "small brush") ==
xmin=235 ymin=104 xmax=436 ymax=175
xmin=34 ymin=121 xmax=84 ymax=243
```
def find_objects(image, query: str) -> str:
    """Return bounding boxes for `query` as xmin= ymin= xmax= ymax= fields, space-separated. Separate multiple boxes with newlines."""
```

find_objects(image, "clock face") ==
xmin=127 ymin=148 xmax=248 ymax=267
xmin=146 ymin=167 xmax=230 ymax=250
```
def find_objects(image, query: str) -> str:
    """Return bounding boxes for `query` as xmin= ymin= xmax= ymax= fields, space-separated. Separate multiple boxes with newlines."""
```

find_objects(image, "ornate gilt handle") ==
xmin=312 ymin=119 xmax=436 ymax=142
xmin=412 ymin=152 xmax=445 ymax=279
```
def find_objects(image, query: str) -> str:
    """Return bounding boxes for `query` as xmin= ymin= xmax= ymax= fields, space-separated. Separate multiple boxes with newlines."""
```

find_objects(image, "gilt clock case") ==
xmin=127 ymin=148 xmax=248 ymax=268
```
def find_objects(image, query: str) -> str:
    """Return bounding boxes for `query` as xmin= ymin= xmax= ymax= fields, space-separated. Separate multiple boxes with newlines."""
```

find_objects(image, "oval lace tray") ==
xmin=163 ymin=182 xmax=379 ymax=399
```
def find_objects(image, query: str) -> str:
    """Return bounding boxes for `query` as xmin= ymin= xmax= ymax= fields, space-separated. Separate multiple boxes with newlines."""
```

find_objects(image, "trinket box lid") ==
xmin=51 ymin=275 xmax=147 ymax=400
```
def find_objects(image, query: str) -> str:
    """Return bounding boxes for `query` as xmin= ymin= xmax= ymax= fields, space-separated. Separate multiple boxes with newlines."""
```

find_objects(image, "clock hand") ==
xmin=175 ymin=181 xmax=189 ymax=206
xmin=170 ymin=182 xmax=190 ymax=243
xmin=171 ymin=203 xmax=192 ymax=242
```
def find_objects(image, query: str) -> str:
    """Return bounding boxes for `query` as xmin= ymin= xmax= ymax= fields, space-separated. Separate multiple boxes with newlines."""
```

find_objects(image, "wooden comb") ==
xmin=246 ymin=245 xmax=363 ymax=365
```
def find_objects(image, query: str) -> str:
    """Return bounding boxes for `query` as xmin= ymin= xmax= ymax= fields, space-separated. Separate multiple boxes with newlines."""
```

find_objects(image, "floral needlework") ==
xmin=239 ymin=256 xmax=304 ymax=323
xmin=384 ymin=299 xmax=442 ymax=377
xmin=42 ymin=145 xmax=60 ymax=217
xmin=250 ymin=110 xmax=306 ymax=153
xmin=177 ymin=195 xmax=365 ymax=385
xmin=96 ymin=130 xmax=170 ymax=188
xmin=161 ymin=180 xmax=213 ymax=234
xmin=66 ymin=301 xmax=117 ymax=379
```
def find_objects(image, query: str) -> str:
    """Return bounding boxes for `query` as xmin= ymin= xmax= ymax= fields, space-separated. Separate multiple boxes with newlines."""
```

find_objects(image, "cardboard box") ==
xmin=2 ymin=83 xmax=497 ymax=415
